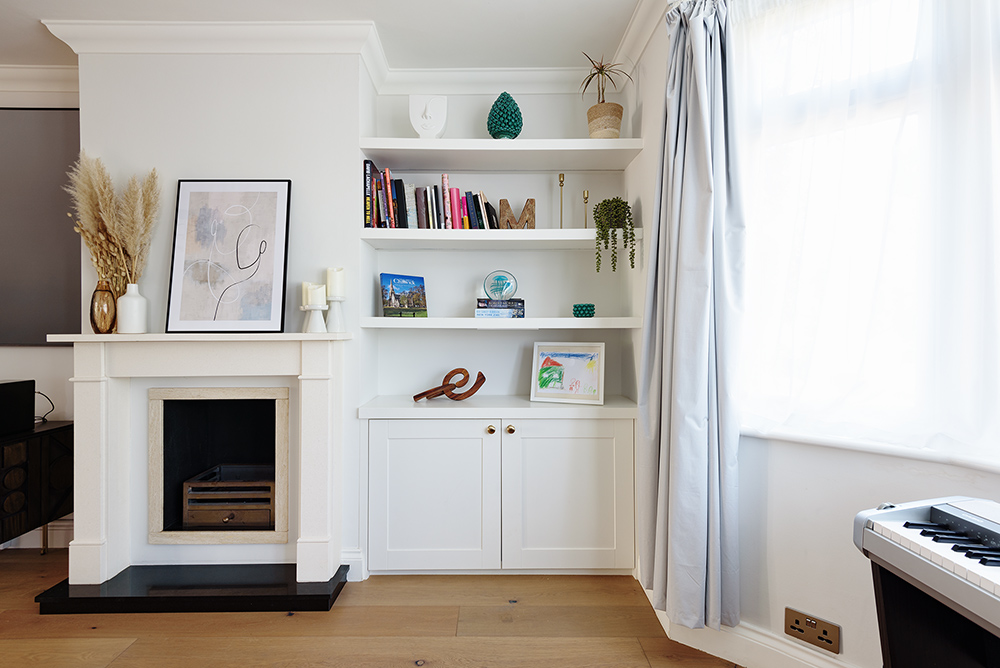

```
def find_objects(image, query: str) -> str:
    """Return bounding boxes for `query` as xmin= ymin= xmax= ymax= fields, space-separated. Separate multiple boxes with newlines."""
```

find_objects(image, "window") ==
xmin=733 ymin=0 xmax=1000 ymax=462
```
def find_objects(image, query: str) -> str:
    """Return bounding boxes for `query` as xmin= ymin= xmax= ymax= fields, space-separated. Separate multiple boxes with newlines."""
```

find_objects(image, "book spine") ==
xmin=404 ymin=183 xmax=418 ymax=228
xmin=474 ymin=308 xmax=524 ymax=318
xmin=392 ymin=179 xmax=408 ymax=228
xmin=383 ymin=168 xmax=396 ymax=228
xmin=414 ymin=186 xmax=427 ymax=229
xmin=442 ymin=174 xmax=453 ymax=228
xmin=473 ymin=194 xmax=487 ymax=231
xmin=461 ymin=197 xmax=470 ymax=229
xmin=449 ymin=187 xmax=461 ymax=230
xmin=465 ymin=191 xmax=479 ymax=229
xmin=476 ymin=299 xmax=524 ymax=308
xmin=375 ymin=176 xmax=388 ymax=228
xmin=477 ymin=191 xmax=490 ymax=230
xmin=363 ymin=160 xmax=375 ymax=228
xmin=432 ymin=185 xmax=443 ymax=228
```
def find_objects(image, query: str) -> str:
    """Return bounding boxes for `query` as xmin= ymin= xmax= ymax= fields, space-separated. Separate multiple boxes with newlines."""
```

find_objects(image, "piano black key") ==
xmin=964 ymin=550 xmax=1000 ymax=559
xmin=920 ymin=529 xmax=965 ymax=537
xmin=978 ymin=558 xmax=1000 ymax=566
xmin=932 ymin=535 xmax=973 ymax=543
xmin=951 ymin=543 xmax=985 ymax=551
xmin=905 ymin=521 xmax=949 ymax=530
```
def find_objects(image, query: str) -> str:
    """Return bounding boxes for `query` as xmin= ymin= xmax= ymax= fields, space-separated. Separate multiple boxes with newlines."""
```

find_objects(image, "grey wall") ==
xmin=0 ymin=107 xmax=79 ymax=344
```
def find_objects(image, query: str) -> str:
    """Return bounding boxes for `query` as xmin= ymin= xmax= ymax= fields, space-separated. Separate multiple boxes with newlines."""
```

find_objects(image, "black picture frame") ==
xmin=165 ymin=180 xmax=291 ymax=333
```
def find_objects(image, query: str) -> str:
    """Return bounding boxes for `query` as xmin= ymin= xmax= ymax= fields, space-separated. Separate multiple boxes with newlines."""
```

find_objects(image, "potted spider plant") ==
xmin=580 ymin=52 xmax=633 ymax=138
xmin=593 ymin=197 xmax=635 ymax=272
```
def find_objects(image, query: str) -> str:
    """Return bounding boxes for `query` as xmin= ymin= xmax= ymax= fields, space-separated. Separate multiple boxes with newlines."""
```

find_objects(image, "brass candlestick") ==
xmin=559 ymin=173 xmax=565 ymax=229
xmin=583 ymin=190 xmax=589 ymax=228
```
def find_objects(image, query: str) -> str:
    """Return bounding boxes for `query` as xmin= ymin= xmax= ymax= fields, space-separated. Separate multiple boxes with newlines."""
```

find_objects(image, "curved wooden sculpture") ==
xmin=413 ymin=367 xmax=486 ymax=402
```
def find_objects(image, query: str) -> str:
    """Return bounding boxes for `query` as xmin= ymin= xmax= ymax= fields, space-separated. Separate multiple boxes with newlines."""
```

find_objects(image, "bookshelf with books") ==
xmin=358 ymin=136 xmax=644 ymax=411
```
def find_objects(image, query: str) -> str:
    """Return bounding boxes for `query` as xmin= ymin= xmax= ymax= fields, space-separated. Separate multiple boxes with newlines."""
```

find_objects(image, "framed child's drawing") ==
xmin=529 ymin=342 xmax=605 ymax=405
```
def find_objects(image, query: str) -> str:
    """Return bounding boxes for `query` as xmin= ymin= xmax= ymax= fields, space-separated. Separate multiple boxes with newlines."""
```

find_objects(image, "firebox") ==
xmin=148 ymin=387 xmax=289 ymax=545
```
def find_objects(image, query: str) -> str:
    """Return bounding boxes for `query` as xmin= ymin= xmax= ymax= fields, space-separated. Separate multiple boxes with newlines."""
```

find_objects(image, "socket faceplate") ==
xmin=785 ymin=607 xmax=841 ymax=654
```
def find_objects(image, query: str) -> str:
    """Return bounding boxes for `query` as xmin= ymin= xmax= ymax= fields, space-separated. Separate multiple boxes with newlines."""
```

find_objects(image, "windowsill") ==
xmin=740 ymin=425 xmax=1000 ymax=476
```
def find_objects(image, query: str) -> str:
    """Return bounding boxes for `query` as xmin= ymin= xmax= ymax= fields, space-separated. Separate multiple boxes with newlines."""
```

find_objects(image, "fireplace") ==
xmin=45 ymin=334 xmax=349 ymax=590
xmin=148 ymin=387 xmax=289 ymax=544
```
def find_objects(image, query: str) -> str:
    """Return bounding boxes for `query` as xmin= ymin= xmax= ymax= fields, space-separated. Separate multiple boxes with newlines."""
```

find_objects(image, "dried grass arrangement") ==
xmin=65 ymin=152 xmax=160 ymax=299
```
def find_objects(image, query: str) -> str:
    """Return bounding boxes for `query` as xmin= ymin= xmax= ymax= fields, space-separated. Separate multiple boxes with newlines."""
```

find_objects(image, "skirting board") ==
xmin=646 ymin=591 xmax=864 ymax=668
xmin=0 ymin=519 xmax=73 ymax=550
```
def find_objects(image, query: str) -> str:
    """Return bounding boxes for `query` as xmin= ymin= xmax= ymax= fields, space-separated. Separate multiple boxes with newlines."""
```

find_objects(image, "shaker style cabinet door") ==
xmin=500 ymin=418 xmax=634 ymax=569
xmin=368 ymin=419 xmax=501 ymax=570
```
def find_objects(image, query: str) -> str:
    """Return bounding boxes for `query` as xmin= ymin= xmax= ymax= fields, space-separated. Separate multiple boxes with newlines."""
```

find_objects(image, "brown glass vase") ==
xmin=90 ymin=279 xmax=117 ymax=334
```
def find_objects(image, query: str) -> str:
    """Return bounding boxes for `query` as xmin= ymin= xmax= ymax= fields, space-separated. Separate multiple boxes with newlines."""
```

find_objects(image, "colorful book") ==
xmin=363 ymin=159 xmax=378 ymax=228
xmin=375 ymin=175 xmax=388 ymax=228
xmin=449 ymin=187 xmax=462 ymax=230
xmin=442 ymin=174 xmax=453 ymax=228
xmin=474 ymin=193 xmax=488 ymax=231
xmin=427 ymin=185 xmax=438 ymax=229
xmin=474 ymin=308 xmax=524 ymax=318
xmin=461 ymin=197 xmax=470 ymax=229
xmin=477 ymin=298 xmax=524 ymax=309
xmin=380 ymin=273 xmax=428 ymax=317
xmin=404 ymin=183 xmax=417 ymax=227
xmin=382 ymin=168 xmax=395 ymax=228
xmin=465 ymin=191 xmax=480 ymax=229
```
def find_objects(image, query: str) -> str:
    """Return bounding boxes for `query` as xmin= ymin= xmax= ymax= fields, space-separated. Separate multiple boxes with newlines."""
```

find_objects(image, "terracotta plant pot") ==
xmin=587 ymin=102 xmax=624 ymax=138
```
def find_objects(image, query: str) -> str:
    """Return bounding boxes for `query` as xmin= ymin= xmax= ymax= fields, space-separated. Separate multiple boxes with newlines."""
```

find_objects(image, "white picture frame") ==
xmin=529 ymin=342 xmax=605 ymax=405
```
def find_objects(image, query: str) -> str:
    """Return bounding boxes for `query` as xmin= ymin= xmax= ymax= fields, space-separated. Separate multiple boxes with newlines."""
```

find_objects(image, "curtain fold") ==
xmin=637 ymin=0 xmax=744 ymax=630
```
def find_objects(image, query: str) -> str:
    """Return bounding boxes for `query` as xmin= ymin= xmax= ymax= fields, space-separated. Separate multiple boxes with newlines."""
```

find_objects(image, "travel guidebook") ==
xmin=380 ymin=273 xmax=428 ymax=317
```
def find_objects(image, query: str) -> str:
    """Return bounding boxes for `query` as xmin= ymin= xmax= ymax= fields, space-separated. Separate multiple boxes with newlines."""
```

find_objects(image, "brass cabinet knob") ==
xmin=506 ymin=425 xmax=515 ymax=434
xmin=487 ymin=425 xmax=496 ymax=434
xmin=222 ymin=513 xmax=235 ymax=523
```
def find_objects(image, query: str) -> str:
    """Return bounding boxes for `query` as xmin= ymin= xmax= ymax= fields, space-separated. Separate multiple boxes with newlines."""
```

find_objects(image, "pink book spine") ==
xmin=441 ymin=174 xmax=453 ymax=228
xmin=449 ymin=188 xmax=462 ymax=230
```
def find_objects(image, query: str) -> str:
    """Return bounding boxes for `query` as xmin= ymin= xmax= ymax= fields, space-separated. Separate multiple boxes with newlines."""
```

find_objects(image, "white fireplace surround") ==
xmin=49 ymin=333 xmax=350 ymax=585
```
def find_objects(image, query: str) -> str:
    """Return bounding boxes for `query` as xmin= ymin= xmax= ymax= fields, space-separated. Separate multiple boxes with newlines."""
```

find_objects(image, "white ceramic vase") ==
xmin=116 ymin=283 xmax=148 ymax=334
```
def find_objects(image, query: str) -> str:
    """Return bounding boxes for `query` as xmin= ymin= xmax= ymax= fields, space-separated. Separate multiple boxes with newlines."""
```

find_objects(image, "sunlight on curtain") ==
xmin=731 ymin=0 xmax=1000 ymax=461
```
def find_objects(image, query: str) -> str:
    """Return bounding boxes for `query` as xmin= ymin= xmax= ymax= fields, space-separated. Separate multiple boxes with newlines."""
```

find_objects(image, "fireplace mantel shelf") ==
xmin=49 ymin=333 xmax=352 ymax=343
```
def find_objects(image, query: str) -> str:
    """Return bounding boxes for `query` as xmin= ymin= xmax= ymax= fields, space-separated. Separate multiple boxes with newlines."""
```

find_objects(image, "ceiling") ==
xmin=0 ymin=0 xmax=642 ymax=70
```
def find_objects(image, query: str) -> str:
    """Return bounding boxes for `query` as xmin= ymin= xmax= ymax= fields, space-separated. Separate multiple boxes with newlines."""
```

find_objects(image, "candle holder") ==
xmin=326 ymin=296 xmax=346 ymax=333
xmin=300 ymin=304 xmax=328 ymax=333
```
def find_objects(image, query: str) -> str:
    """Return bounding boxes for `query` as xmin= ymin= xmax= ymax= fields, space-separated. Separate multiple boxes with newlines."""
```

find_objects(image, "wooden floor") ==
xmin=0 ymin=549 xmax=737 ymax=667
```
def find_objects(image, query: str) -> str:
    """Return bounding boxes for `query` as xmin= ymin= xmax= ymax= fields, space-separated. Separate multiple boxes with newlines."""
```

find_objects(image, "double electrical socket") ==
xmin=784 ymin=607 xmax=841 ymax=654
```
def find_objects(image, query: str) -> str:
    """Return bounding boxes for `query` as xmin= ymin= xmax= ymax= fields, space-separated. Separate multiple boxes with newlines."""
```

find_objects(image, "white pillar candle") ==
xmin=302 ymin=281 xmax=310 ymax=306
xmin=309 ymin=283 xmax=326 ymax=305
xmin=327 ymin=267 xmax=345 ymax=298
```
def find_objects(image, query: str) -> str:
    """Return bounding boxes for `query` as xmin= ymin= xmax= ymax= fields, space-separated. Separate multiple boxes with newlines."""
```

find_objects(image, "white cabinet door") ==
xmin=500 ymin=418 xmax=634 ymax=569
xmin=369 ymin=419 xmax=501 ymax=570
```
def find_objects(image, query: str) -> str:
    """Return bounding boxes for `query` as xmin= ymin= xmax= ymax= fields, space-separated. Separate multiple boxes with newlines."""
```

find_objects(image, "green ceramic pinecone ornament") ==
xmin=488 ymin=92 xmax=523 ymax=139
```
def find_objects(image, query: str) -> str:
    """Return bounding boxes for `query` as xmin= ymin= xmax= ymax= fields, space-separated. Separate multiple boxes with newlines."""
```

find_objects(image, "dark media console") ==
xmin=0 ymin=421 xmax=73 ymax=545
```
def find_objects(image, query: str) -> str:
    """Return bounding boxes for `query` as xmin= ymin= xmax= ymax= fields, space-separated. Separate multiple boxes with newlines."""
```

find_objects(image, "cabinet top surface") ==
xmin=359 ymin=395 xmax=638 ymax=420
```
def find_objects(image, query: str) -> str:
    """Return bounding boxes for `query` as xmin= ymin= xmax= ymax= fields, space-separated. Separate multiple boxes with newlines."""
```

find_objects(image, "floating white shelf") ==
xmin=360 ymin=137 xmax=644 ymax=172
xmin=358 ymin=394 xmax=638 ymax=420
xmin=360 ymin=227 xmax=643 ymax=251
xmin=360 ymin=317 xmax=641 ymax=330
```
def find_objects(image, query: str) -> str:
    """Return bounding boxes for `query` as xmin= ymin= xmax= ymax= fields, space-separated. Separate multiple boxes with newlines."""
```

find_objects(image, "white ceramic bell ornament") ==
xmin=409 ymin=95 xmax=447 ymax=139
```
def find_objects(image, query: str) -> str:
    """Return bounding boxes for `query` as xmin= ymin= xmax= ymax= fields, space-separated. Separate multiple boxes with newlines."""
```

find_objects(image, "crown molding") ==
xmin=615 ymin=0 xmax=670 ymax=71
xmin=0 ymin=65 xmax=79 ymax=107
xmin=42 ymin=20 xmax=380 ymax=56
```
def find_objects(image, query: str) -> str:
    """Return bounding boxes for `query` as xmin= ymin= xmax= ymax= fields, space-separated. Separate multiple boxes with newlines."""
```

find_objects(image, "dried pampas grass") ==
xmin=65 ymin=152 xmax=159 ymax=298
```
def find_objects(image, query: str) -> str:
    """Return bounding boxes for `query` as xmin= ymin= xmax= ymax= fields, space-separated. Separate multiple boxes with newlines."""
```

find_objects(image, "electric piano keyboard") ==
xmin=855 ymin=497 xmax=1000 ymax=667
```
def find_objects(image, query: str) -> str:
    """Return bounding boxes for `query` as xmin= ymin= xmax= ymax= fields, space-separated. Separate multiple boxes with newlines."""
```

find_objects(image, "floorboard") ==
xmin=0 ymin=549 xmax=739 ymax=667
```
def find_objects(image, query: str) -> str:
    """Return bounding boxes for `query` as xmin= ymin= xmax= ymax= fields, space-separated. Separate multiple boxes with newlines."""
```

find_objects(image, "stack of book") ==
xmin=363 ymin=160 xmax=499 ymax=229
xmin=474 ymin=298 xmax=524 ymax=318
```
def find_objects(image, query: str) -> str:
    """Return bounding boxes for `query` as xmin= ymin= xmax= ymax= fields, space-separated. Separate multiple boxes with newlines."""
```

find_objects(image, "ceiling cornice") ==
xmin=614 ymin=0 xmax=670 ymax=73
xmin=0 ymin=64 xmax=79 ymax=106
xmin=41 ymin=20 xmax=379 ymax=56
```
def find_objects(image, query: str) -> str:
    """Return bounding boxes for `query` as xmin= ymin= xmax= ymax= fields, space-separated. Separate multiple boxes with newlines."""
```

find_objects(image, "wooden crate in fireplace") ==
xmin=182 ymin=465 xmax=275 ymax=529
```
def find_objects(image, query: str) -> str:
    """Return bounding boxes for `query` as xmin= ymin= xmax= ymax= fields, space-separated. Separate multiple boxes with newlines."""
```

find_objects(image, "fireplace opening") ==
xmin=162 ymin=398 xmax=275 ymax=532
xmin=149 ymin=388 xmax=289 ymax=544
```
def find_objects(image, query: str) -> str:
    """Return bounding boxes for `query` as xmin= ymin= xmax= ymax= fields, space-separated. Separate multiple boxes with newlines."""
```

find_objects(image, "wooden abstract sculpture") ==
xmin=413 ymin=368 xmax=487 ymax=402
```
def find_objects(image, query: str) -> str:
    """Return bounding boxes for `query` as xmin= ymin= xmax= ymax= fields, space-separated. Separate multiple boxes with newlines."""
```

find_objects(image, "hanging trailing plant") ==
xmin=593 ymin=197 xmax=635 ymax=272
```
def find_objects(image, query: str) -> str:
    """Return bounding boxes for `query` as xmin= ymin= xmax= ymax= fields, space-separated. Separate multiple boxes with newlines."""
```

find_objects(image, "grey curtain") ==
xmin=637 ymin=0 xmax=743 ymax=630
